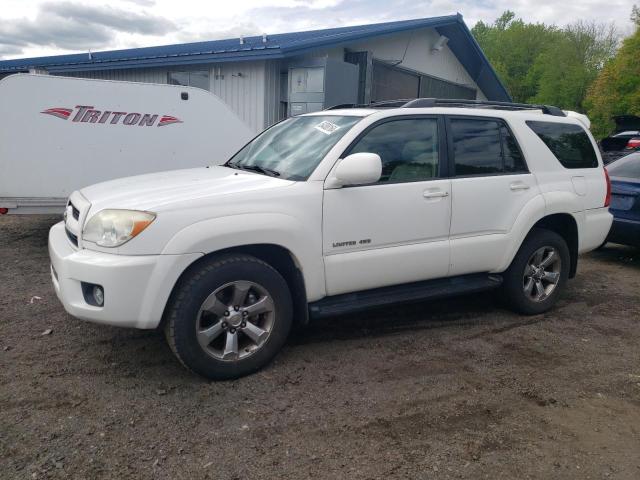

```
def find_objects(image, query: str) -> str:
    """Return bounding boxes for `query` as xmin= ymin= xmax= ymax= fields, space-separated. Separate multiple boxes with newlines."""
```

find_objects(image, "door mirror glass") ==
xmin=333 ymin=153 xmax=382 ymax=186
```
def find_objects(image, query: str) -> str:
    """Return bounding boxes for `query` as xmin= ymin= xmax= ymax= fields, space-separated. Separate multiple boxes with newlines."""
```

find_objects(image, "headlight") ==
xmin=82 ymin=209 xmax=156 ymax=247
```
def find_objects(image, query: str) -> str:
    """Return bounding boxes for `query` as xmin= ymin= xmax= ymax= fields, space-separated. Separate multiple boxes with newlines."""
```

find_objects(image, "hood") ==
xmin=80 ymin=166 xmax=294 ymax=212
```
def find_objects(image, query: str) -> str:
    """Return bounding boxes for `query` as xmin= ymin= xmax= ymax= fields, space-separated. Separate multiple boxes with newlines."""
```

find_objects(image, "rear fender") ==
xmin=494 ymin=193 xmax=581 ymax=273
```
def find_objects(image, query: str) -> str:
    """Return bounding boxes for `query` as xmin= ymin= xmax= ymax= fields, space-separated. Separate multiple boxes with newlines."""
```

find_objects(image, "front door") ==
xmin=322 ymin=116 xmax=451 ymax=296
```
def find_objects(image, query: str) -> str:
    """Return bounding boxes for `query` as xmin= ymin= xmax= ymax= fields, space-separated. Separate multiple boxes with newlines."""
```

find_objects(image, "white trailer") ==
xmin=0 ymin=74 xmax=254 ymax=214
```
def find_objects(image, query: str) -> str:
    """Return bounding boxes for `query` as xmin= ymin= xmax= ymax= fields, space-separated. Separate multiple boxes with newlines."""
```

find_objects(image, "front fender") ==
xmin=161 ymin=213 xmax=326 ymax=301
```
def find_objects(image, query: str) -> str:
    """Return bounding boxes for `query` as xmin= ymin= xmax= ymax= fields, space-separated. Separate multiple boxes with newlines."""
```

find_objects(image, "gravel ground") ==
xmin=1 ymin=214 xmax=639 ymax=480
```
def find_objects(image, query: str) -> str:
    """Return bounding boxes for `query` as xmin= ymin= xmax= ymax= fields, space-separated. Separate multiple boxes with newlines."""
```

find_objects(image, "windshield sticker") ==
xmin=314 ymin=120 xmax=340 ymax=135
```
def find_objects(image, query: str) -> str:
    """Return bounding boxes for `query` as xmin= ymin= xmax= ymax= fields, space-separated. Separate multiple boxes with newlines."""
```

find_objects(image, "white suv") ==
xmin=48 ymin=99 xmax=613 ymax=379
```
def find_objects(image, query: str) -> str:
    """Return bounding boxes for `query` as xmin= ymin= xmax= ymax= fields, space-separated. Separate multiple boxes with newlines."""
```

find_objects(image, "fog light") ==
xmin=92 ymin=285 xmax=104 ymax=306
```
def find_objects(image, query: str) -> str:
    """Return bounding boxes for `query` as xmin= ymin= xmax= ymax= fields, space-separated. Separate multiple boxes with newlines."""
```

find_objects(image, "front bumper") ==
xmin=607 ymin=217 xmax=640 ymax=247
xmin=49 ymin=221 xmax=202 ymax=329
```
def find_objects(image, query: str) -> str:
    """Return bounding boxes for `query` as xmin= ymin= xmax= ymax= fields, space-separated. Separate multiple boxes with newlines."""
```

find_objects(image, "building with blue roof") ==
xmin=0 ymin=14 xmax=510 ymax=132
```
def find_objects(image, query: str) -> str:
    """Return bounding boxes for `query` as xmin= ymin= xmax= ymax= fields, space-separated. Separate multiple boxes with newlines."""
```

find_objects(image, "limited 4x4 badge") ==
xmin=332 ymin=238 xmax=371 ymax=248
xmin=41 ymin=105 xmax=182 ymax=127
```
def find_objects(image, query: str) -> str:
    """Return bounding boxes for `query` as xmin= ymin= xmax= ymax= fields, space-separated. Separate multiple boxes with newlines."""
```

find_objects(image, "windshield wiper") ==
xmin=236 ymin=164 xmax=281 ymax=177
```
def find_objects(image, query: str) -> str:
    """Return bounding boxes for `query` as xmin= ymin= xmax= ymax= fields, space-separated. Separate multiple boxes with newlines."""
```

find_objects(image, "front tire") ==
xmin=502 ymin=228 xmax=570 ymax=315
xmin=164 ymin=254 xmax=293 ymax=380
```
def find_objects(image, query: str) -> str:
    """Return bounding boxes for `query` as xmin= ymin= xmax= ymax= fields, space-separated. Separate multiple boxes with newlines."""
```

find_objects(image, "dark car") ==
xmin=605 ymin=152 xmax=640 ymax=247
xmin=600 ymin=115 xmax=640 ymax=164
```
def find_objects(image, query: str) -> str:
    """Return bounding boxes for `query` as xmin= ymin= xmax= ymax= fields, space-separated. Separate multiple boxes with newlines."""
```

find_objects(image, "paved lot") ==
xmin=1 ymin=214 xmax=639 ymax=479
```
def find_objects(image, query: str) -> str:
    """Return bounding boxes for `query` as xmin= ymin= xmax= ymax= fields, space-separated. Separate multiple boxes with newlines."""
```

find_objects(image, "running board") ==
xmin=308 ymin=274 xmax=503 ymax=320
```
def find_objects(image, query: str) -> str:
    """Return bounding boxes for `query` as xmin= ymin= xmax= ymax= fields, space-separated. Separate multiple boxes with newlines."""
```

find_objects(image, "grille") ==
xmin=65 ymin=227 xmax=78 ymax=246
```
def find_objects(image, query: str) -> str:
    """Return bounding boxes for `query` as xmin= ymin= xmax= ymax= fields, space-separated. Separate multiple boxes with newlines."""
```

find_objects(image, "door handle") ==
xmin=423 ymin=190 xmax=449 ymax=198
xmin=510 ymin=182 xmax=530 ymax=191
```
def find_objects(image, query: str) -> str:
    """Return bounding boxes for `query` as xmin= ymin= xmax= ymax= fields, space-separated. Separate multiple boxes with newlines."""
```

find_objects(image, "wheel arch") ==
xmin=161 ymin=243 xmax=309 ymax=329
xmin=528 ymin=214 xmax=579 ymax=278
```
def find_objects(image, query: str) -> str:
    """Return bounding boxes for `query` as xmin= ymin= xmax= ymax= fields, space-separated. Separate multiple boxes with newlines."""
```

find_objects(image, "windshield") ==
xmin=227 ymin=115 xmax=361 ymax=180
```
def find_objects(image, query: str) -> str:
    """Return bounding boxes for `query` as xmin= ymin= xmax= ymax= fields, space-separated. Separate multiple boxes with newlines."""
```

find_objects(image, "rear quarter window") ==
xmin=526 ymin=120 xmax=598 ymax=169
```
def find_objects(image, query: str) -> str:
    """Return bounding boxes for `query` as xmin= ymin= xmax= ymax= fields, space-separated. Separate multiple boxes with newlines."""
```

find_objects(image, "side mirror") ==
xmin=331 ymin=152 xmax=382 ymax=187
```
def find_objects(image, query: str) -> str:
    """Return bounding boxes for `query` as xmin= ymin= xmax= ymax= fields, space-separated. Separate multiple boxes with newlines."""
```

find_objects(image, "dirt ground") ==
xmin=1 ymin=214 xmax=639 ymax=480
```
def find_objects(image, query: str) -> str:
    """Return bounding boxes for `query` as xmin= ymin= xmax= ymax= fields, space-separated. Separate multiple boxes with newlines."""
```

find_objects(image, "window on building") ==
xmin=451 ymin=118 xmax=527 ymax=176
xmin=526 ymin=121 xmax=598 ymax=169
xmin=348 ymin=118 xmax=439 ymax=183
xmin=168 ymin=70 xmax=210 ymax=90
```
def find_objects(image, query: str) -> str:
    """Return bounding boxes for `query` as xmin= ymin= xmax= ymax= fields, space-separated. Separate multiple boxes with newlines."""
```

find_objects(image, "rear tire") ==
xmin=164 ymin=254 xmax=293 ymax=380
xmin=502 ymin=228 xmax=570 ymax=315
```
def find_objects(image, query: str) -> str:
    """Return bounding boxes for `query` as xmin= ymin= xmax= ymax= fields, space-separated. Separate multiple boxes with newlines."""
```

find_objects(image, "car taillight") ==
xmin=603 ymin=167 xmax=611 ymax=207
xmin=626 ymin=138 xmax=640 ymax=149
xmin=0 ymin=208 xmax=8 ymax=215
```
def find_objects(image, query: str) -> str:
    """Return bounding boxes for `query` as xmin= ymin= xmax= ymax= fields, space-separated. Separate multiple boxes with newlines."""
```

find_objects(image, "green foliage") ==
xmin=472 ymin=12 xmax=558 ymax=103
xmin=632 ymin=4 xmax=640 ymax=26
xmin=529 ymin=21 xmax=618 ymax=112
xmin=472 ymin=11 xmax=619 ymax=125
xmin=585 ymin=22 xmax=640 ymax=137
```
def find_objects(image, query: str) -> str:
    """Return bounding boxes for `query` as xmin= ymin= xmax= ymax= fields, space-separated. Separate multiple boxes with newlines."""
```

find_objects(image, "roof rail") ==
xmin=325 ymin=103 xmax=359 ymax=110
xmin=326 ymin=99 xmax=412 ymax=110
xmin=402 ymin=98 xmax=566 ymax=116
xmin=325 ymin=98 xmax=567 ymax=117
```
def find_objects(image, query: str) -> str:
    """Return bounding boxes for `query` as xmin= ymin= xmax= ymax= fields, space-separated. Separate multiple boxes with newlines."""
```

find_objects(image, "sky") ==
xmin=0 ymin=0 xmax=635 ymax=60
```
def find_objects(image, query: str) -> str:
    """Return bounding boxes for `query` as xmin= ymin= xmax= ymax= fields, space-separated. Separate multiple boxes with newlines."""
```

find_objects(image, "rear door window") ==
xmin=449 ymin=118 xmax=527 ymax=176
xmin=526 ymin=121 xmax=598 ymax=168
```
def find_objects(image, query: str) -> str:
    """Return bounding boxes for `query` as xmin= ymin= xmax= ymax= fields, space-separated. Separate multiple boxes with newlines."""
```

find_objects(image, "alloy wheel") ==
xmin=195 ymin=281 xmax=275 ymax=361
xmin=522 ymin=246 xmax=561 ymax=302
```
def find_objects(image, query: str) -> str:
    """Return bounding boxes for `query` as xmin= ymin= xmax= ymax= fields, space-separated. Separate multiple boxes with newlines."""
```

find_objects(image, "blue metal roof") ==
xmin=0 ymin=14 xmax=511 ymax=101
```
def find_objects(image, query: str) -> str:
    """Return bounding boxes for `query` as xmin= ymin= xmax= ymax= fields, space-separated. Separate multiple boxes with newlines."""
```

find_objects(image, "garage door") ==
xmin=371 ymin=61 xmax=476 ymax=102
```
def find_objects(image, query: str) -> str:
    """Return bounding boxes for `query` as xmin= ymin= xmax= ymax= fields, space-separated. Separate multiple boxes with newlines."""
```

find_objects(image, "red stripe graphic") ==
xmin=41 ymin=107 xmax=73 ymax=120
xmin=158 ymin=115 xmax=183 ymax=127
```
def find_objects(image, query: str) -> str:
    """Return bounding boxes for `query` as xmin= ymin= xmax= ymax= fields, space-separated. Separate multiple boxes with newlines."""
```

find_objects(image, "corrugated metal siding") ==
xmin=210 ymin=61 xmax=267 ymax=133
xmin=263 ymin=60 xmax=281 ymax=128
xmin=56 ymin=68 xmax=168 ymax=84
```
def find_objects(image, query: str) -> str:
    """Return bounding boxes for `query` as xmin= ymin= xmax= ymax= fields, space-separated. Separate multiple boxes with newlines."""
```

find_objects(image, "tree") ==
xmin=472 ymin=12 xmax=618 ymax=114
xmin=632 ymin=4 xmax=640 ymax=26
xmin=530 ymin=21 xmax=618 ymax=111
xmin=585 ymin=7 xmax=640 ymax=137
xmin=472 ymin=13 xmax=557 ymax=103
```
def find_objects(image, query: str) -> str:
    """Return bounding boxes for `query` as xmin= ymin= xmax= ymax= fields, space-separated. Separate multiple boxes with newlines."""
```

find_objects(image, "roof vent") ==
xmin=239 ymin=35 xmax=244 ymax=45
xmin=262 ymin=33 xmax=268 ymax=43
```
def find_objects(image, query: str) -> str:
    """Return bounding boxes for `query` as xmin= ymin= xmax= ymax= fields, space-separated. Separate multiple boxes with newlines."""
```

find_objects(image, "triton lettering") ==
xmin=41 ymin=105 xmax=182 ymax=127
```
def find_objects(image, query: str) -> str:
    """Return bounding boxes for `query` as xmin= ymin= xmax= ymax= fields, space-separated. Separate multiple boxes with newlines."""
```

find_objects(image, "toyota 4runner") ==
xmin=49 ymin=98 xmax=613 ymax=379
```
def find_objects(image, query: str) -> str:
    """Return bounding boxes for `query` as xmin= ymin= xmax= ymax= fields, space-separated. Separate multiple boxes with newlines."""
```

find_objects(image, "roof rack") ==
xmin=326 ymin=98 xmax=567 ymax=117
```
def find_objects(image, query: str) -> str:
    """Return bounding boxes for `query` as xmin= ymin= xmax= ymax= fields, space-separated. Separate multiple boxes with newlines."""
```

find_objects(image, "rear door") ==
xmin=446 ymin=116 xmax=540 ymax=275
